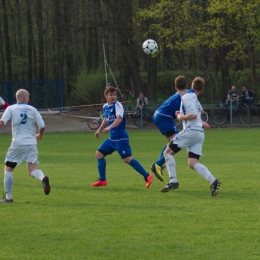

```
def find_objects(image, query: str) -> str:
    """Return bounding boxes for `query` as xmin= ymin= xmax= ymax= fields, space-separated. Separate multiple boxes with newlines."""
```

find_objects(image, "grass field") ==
xmin=0 ymin=128 xmax=260 ymax=260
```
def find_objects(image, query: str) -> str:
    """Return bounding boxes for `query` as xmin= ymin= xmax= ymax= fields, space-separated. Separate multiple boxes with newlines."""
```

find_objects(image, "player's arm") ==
xmin=36 ymin=127 xmax=45 ymax=141
xmin=102 ymin=116 xmax=122 ymax=133
xmin=95 ymin=119 xmax=107 ymax=139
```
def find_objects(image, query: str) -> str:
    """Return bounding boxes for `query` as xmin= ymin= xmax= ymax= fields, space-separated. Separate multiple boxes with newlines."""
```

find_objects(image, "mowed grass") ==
xmin=0 ymin=128 xmax=260 ymax=260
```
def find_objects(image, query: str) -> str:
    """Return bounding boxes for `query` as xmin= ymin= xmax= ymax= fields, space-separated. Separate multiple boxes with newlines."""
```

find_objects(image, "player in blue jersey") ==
xmin=92 ymin=86 xmax=153 ymax=188
xmin=161 ymin=76 xmax=221 ymax=196
xmin=151 ymin=79 xmax=182 ymax=182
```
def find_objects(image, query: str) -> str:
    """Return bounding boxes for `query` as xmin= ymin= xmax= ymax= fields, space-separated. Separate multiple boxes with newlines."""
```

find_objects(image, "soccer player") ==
xmin=161 ymin=76 xmax=221 ymax=196
xmin=0 ymin=89 xmax=50 ymax=203
xmin=151 ymin=86 xmax=181 ymax=182
xmin=0 ymin=96 xmax=10 ymax=109
xmin=92 ymin=86 xmax=153 ymax=188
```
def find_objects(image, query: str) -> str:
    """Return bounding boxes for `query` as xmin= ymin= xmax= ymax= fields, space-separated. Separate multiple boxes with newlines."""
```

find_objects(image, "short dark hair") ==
xmin=175 ymin=76 xmax=187 ymax=90
xmin=104 ymin=86 xmax=117 ymax=95
xmin=192 ymin=77 xmax=205 ymax=92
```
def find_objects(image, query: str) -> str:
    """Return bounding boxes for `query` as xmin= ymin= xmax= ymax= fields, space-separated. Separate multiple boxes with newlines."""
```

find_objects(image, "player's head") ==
xmin=191 ymin=77 xmax=205 ymax=94
xmin=16 ymin=89 xmax=29 ymax=104
xmin=104 ymin=86 xmax=117 ymax=104
xmin=174 ymin=76 xmax=187 ymax=91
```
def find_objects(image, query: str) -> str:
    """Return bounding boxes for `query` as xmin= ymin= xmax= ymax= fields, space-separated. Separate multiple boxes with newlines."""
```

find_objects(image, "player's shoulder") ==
xmin=103 ymin=103 xmax=108 ymax=109
xmin=115 ymin=101 xmax=123 ymax=108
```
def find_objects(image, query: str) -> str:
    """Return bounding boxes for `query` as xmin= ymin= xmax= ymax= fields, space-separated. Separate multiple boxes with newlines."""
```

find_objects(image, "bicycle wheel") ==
xmin=87 ymin=114 xmax=102 ymax=130
xmin=133 ymin=111 xmax=149 ymax=127
xmin=239 ymin=108 xmax=252 ymax=124
xmin=211 ymin=108 xmax=227 ymax=125
xmin=201 ymin=111 xmax=209 ymax=123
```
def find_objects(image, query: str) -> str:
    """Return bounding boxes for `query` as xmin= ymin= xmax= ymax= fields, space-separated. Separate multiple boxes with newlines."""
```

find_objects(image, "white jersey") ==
xmin=0 ymin=103 xmax=45 ymax=146
xmin=181 ymin=91 xmax=203 ymax=129
xmin=0 ymin=96 xmax=5 ymax=106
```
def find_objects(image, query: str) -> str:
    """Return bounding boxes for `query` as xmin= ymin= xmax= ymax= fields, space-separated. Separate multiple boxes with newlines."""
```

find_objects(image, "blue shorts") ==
xmin=98 ymin=138 xmax=132 ymax=159
xmin=153 ymin=112 xmax=178 ymax=137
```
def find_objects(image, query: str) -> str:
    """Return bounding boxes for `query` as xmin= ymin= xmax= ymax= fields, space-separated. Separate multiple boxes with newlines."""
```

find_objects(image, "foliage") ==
xmin=1 ymin=129 xmax=260 ymax=259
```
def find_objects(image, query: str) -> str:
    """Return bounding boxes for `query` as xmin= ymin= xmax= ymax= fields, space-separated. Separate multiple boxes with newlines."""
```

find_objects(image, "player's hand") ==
xmin=102 ymin=127 xmax=110 ymax=134
xmin=36 ymin=134 xmax=42 ymax=141
xmin=95 ymin=131 xmax=100 ymax=139
xmin=175 ymin=111 xmax=180 ymax=116
xmin=202 ymin=122 xmax=210 ymax=130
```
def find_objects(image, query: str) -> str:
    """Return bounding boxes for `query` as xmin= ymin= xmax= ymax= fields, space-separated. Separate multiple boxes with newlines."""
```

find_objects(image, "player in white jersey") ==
xmin=0 ymin=96 xmax=9 ymax=109
xmin=0 ymin=89 xmax=50 ymax=203
xmin=161 ymin=76 xmax=221 ymax=197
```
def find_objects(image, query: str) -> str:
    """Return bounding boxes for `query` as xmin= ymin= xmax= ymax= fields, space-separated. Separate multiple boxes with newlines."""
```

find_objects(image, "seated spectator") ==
xmin=0 ymin=96 xmax=9 ymax=109
xmin=241 ymin=86 xmax=255 ymax=107
xmin=226 ymin=86 xmax=240 ymax=109
xmin=136 ymin=93 xmax=148 ymax=111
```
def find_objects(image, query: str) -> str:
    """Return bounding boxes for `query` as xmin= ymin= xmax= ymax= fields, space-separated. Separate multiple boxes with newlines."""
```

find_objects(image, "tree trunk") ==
xmin=27 ymin=0 xmax=33 ymax=80
xmin=2 ymin=0 xmax=12 ymax=80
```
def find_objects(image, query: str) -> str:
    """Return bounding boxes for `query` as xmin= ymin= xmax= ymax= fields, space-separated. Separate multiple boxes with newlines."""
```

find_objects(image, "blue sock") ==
xmin=98 ymin=158 xmax=106 ymax=181
xmin=158 ymin=145 xmax=167 ymax=160
xmin=129 ymin=158 xmax=149 ymax=178
xmin=156 ymin=155 xmax=165 ymax=167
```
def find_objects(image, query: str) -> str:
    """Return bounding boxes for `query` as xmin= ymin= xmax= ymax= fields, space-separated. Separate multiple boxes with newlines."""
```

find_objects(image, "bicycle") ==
xmin=87 ymin=109 xmax=104 ymax=130
xmin=174 ymin=110 xmax=209 ymax=126
xmin=211 ymin=103 xmax=251 ymax=125
xmin=132 ymin=107 xmax=150 ymax=127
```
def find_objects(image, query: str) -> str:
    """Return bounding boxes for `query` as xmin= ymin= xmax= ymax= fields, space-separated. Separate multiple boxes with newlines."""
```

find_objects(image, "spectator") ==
xmin=241 ymin=86 xmax=255 ymax=107
xmin=0 ymin=96 xmax=9 ymax=109
xmin=226 ymin=86 xmax=240 ymax=109
xmin=136 ymin=93 xmax=148 ymax=111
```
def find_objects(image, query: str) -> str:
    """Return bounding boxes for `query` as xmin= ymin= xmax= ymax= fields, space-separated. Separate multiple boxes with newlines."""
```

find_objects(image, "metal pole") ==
xmin=103 ymin=37 xmax=108 ymax=86
xmin=230 ymin=100 xmax=232 ymax=124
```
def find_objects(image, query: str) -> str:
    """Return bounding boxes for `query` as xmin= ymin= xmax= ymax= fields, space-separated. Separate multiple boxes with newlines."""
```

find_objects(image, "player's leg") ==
xmin=26 ymin=145 xmax=51 ymax=195
xmin=1 ymin=146 xmax=25 ymax=203
xmin=92 ymin=139 xmax=114 ymax=187
xmin=152 ymin=113 xmax=178 ymax=181
xmin=188 ymin=136 xmax=221 ymax=197
xmin=117 ymin=140 xmax=153 ymax=188
xmin=160 ymin=142 xmax=181 ymax=192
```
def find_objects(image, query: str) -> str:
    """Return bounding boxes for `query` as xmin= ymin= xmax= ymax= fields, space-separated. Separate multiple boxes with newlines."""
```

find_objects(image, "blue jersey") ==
xmin=156 ymin=92 xmax=181 ymax=119
xmin=103 ymin=101 xmax=129 ymax=141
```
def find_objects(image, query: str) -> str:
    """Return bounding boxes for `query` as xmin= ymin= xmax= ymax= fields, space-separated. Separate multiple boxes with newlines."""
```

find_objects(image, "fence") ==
xmin=0 ymin=79 xmax=62 ymax=109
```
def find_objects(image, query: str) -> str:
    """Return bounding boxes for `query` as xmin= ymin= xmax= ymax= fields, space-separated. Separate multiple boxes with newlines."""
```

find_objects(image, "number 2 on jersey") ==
xmin=20 ymin=113 xmax=28 ymax=124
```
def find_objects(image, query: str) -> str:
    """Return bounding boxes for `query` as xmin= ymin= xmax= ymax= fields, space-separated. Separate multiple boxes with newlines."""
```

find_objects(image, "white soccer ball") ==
xmin=142 ymin=39 xmax=158 ymax=55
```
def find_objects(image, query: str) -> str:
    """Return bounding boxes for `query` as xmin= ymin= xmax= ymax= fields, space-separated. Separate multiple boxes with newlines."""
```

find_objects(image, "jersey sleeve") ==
xmin=0 ymin=107 xmax=12 ymax=125
xmin=0 ymin=96 xmax=5 ymax=106
xmin=115 ymin=102 xmax=124 ymax=118
xmin=34 ymin=109 xmax=45 ymax=129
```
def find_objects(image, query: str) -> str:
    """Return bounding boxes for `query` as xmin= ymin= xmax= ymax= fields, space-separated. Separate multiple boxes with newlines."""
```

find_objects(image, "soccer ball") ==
xmin=142 ymin=39 xmax=158 ymax=55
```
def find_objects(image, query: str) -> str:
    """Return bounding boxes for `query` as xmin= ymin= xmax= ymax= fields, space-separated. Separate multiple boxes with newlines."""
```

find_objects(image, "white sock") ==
xmin=194 ymin=163 xmax=215 ymax=184
xmin=4 ymin=171 xmax=13 ymax=199
xmin=30 ymin=169 xmax=44 ymax=181
xmin=164 ymin=154 xmax=178 ymax=183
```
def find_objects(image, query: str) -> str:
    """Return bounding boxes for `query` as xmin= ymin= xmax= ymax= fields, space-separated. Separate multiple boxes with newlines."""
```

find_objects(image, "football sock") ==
xmin=4 ymin=171 xmax=13 ymax=199
xmin=158 ymin=145 xmax=167 ymax=160
xmin=164 ymin=154 xmax=178 ymax=182
xmin=194 ymin=163 xmax=215 ymax=184
xmin=156 ymin=155 xmax=165 ymax=167
xmin=30 ymin=169 xmax=45 ymax=181
xmin=129 ymin=158 xmax=149 ymax=178
xmin=97 ymin=158 xmax=106 ymax=181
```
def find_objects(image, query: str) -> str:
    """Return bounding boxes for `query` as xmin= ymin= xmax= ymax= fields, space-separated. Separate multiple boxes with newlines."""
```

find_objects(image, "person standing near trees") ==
xmin=241 ymin=86 xmax=255 ymax=107
xmin=0 ymin=89 xmax=50 ymax=203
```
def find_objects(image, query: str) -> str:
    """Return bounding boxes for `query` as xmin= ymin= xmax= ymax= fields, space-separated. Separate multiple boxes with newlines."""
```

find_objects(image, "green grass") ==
xmin=1 ymin=129 xmax=260 ymax=260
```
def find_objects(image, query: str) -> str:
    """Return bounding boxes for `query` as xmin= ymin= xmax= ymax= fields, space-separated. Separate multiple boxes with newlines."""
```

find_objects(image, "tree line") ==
xmin=1 ymin=0 xmax=260 ymax=105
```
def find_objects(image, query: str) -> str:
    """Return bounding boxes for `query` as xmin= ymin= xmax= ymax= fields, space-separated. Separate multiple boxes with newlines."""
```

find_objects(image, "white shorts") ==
xmin=171 ymin=128 xmax=204 ymax=156
xmin=5 ymin=145 xmax=39 ymax=166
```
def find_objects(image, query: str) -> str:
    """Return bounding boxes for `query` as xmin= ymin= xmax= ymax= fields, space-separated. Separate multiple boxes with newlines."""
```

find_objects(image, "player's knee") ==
xmin=95 ymin=150 xmax=104 ymax=159
xmin=122 ymin=156 xmax=131 ymax=164
xmin=5 ymin=161 xmax=17 ymax=169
